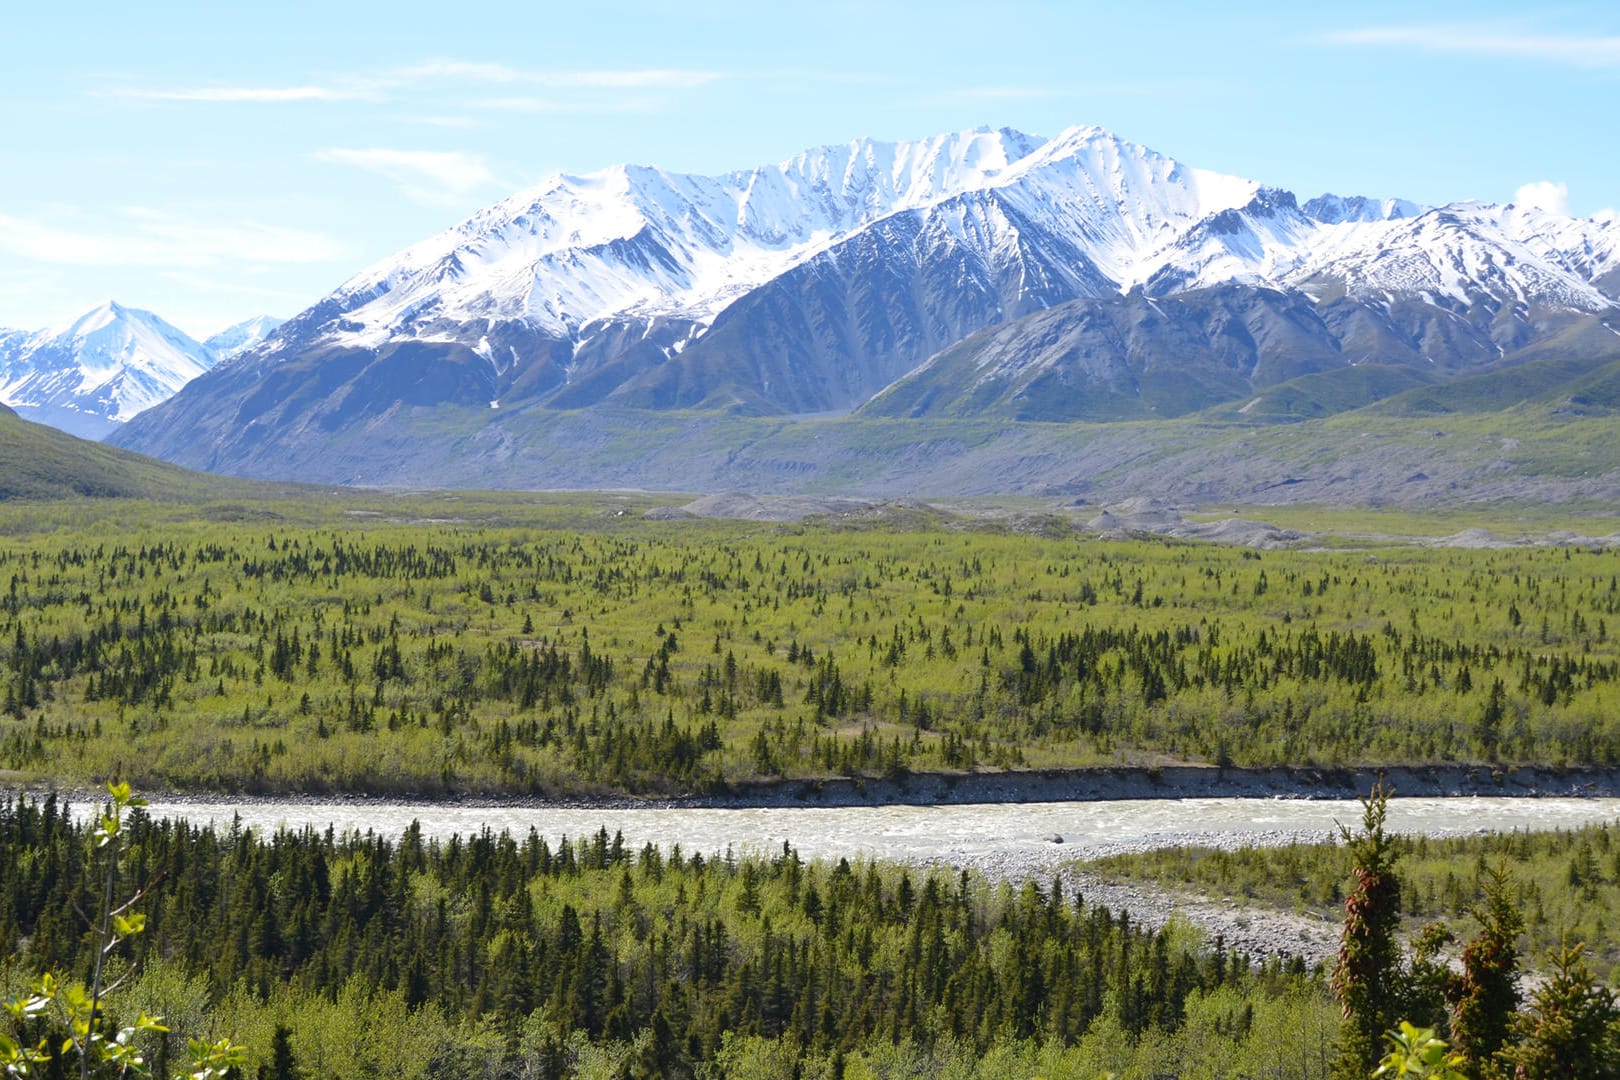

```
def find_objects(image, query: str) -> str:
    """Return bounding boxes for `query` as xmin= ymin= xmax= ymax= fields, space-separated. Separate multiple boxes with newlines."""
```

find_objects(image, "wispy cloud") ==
xmin=380 ymin=60 xmax=530 ymax=85
xmin=1515 ymin=180 xmax=1569 ymax=215
xmin=374 ymin=61 xmax=723 ymax=90
xmin=550 ymin=70 xmax=721 ymax=90
xmin=1320 ymin=24 xmax=1620 ymax=67
xmin=113 ymin=85 xmax=375 ymax=103
xmin=406 ymin=114 xmax=485 ymax=129
xmin=314 ymin=148 xmax=502 ymax=204
xmin=107 ymin=61 xmax=723 ymax=111
xmin=0 ymin=210 xmax=347 ymax=267
xmin=473 ymin=96 xmax=663 ymax=114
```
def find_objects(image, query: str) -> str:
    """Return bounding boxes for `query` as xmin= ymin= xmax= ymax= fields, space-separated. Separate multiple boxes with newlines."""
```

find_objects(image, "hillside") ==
xmin=0 ymin=404 xmax=273 ymax=500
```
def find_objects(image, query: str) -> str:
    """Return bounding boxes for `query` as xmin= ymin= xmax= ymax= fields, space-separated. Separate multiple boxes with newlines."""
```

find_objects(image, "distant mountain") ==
xmin=0 ymin=303 xmax=215 ymax=439
xmin=205 ymin=315 xmax=284 ymax=362
xmin=110 ymin=125 xmax=1620 ymax=494
xmin=0 ymin=304 xmax=282 ymax=439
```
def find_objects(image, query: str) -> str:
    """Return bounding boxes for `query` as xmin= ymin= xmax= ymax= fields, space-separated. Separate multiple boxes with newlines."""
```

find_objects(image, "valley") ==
xmin=4 ymin=100 xmax=1619 ymax=1077
xmin=2 ymin=493 xmax=1618 ymax=797
xmin=4 ymin=488 xmax=1618 ymax=1078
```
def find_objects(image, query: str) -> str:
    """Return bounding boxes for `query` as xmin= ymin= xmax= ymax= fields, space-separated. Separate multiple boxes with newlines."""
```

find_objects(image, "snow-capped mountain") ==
xmin=0 ymin=303 xmax=217 ymax=439
xmin=205 ymin=315 xmax=284 ymax=362
xmin=308 ymin=127 xmax=1045 ymax=346
xmin=0 ymin=304 xmax=286 ymax=438
xmin=247 ymin=125 xmax=1620 ymax=366
xmin=111 ymin=124 xmax=1620 ymax=479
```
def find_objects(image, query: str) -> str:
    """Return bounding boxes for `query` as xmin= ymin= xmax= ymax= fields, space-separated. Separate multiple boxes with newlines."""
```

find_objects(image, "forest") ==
xmin=1 ymin=499 xmax=1618 ymax=795
xmin=4 ymin=494 xmax=1620 ymax=1077
xmin=0 ymin=789 xmax=1333 ymax=1078
xmin=5 ymin=785 xmax=1617 ymax=1079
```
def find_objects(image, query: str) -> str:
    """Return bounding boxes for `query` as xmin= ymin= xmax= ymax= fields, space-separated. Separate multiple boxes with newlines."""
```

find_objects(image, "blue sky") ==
xmin=2 ymin=0 xmax=1617 ymax=338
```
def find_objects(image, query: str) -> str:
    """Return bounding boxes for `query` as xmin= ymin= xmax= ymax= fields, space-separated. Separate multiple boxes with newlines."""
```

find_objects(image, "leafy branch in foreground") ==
xmin=0 ymin=783 xmax=245 ymax=1080
xmin=1372 ymin=1022 xmax=1465 ymax=1079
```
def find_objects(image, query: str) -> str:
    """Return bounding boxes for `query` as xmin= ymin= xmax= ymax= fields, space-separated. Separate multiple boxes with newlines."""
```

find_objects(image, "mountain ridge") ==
xmin=106 ymin=124 xmax=1620 ymax=495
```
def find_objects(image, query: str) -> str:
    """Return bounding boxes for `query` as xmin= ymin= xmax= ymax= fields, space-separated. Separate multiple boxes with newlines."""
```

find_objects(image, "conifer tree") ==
xmin=1332 ymin=781 xmax=1403 ymax=1079
xmin=1505 ymin=942 xmax=1620 ymax=1080
xmin=1447 ymin=864 xmax=1521 ymax=1079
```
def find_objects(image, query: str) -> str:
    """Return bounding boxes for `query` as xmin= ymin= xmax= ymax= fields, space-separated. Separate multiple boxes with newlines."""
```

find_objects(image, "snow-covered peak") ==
xmin=987 ymin=125 xmax=1263 ymax=286
xmin=205 ymin=315 xmax=285 ymax=362
xmin=30 ymin=302 xmax=212 ymax=387
xmin=767 ymin=126 xmax=1046 ymax=218
xmin=276 ymin=123 xmax=1619 ymax=365
xmin=316 ymin=126 xmax=1077 ymax=347
xmin=49 ymin=299 xmax=129 ymax=338
xmin=0 ymin=302 xmax=216 ymax=431
xmin=1001 ymin=125 xmax=1258 ymax=215
xmin=1289 ymin=202 xmax=1615 ymax=311
xmin=1302 ymin=194 xmax=1425 ymax=224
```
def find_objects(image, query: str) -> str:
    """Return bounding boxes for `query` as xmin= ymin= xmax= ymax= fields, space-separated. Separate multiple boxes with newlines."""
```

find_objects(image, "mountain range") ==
xmin=0 ymin=305 xmax=281 ymax=439
xmin=82 ymin=125 xmax=1620 ymax=497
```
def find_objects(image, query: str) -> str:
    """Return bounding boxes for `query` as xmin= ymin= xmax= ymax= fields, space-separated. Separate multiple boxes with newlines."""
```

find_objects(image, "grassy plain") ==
xmin=2 ymin=493 xmax=1618 ymax=796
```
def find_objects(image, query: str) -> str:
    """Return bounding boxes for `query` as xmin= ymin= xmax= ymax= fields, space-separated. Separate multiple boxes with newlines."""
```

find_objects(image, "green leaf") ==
xmin=112 ymin=912 xmax=147 ymax=938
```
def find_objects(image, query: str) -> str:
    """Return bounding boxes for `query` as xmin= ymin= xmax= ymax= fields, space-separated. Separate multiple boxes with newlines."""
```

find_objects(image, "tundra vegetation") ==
xmin=1 ymin=497 xmax=1618 ymax=795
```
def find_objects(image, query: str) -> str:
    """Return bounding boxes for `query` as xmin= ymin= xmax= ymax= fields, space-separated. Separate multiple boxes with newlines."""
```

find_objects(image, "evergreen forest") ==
xmin=1 ymin=499 xmax=1618 ymax=796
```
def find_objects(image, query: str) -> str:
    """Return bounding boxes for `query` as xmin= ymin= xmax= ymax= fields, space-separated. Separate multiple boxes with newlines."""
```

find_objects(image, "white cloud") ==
xmin=114 ymin=85 xmax=373 ymax=103
xmin=551 ymin=70 xmax=721 ymax=90
xmin=1515 ymin=180 xmax=1570 ymax=215
xmin=314 ymin=148 xmax=502 ymax=204
xmin=0 ymin=211 xmax=347 ymax=268
xmin=381 ymin=60 xmax=529 ymax=85
xmin=1321 ymin=24 xmax=1620 ymax=67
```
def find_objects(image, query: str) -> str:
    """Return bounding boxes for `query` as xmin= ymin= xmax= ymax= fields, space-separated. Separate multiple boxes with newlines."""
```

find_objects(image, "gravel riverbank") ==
xmin=899 ymin=828 xmax=1344 ymax=968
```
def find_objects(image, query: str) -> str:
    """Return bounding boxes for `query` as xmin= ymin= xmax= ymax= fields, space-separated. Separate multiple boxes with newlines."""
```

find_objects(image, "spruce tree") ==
xmin=1505 ymin=942 xmax=1620 ymax=1080
xmin=1332 ymin=781 xmax=1403 ymax=1079
xmin=1447 ymin=863 xmax=1522 ymax=1079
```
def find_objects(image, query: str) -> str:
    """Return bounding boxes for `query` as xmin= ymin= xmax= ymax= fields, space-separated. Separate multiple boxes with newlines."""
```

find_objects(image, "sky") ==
xmin=1 ymin=0 xmax=1617 ymax=339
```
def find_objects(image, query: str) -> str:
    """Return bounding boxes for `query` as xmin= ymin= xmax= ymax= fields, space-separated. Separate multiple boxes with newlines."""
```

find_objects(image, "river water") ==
xmin=130 ymin=795 xmax=1620 ymax=867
